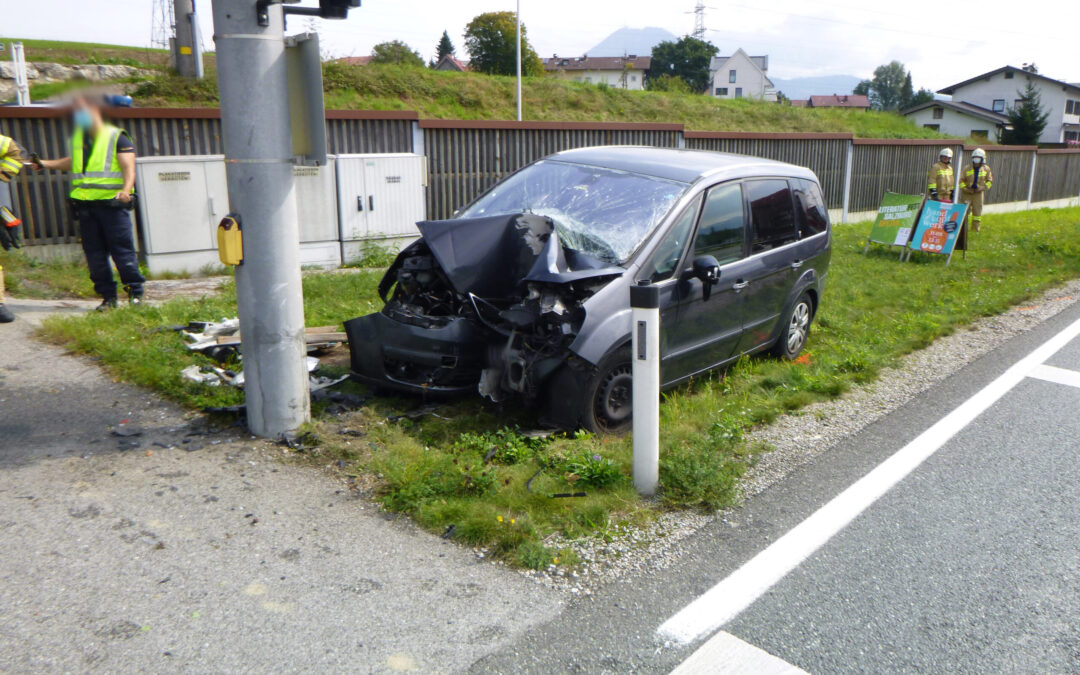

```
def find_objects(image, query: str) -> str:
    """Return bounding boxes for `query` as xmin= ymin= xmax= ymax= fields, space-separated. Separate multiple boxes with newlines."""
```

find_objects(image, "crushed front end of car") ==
xmin=344 ymin=213 xmax=623 ymax=407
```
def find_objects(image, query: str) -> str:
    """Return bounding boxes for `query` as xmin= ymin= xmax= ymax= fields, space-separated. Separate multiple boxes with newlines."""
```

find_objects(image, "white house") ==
xmin=936 ymin=66 xmax=1080 ymax=144
xmin=708 ymin=49 xmax=776 ymax=101
xmin=542 ymin=56 xmax=650 ymax=90
xmin=901 ymin=100 xmax=1011 ymax=141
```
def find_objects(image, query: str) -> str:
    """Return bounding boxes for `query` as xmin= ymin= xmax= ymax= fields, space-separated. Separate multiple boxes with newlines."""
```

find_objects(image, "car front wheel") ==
xmin=771 ymin=292 xmax=813 ymax=359
xmin=544 ymin=347 xmax=634 ymax=434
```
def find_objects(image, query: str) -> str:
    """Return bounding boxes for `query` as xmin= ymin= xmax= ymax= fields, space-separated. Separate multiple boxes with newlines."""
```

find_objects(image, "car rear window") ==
xmin=746 ymin=179 xmax=797 ymax=253
xmin=792 ymin=178 xmax=829 ymax=237
xmin=694 ymin=183 xmax=745 ymax=265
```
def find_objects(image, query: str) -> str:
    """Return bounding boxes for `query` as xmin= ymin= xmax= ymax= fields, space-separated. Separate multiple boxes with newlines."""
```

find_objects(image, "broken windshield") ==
xmin=459 ymin=160 xmax=688 ymax=265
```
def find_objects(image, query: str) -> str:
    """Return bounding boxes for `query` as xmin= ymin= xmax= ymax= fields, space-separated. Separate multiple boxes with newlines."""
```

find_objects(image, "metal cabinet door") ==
xmin=293 ymin=161 xmax=339 ymax=243
xmin=362 ymin=155 xmax=425 ymax=239
xmin=138 ymin=160 xmax=216 ymax=254
xmin=335 ymin=156 xmax=369 ymax=241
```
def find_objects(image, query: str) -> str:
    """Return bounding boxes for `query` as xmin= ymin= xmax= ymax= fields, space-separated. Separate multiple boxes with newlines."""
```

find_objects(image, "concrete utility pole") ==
xmin=173 ymin=0 xmax=204 ymax=78
xmin=211 ymin=0 xmax=310 ymax=437
xmin=515 ymin=0 xmax=522 ymax=122
xmin=11 ymin=42 xmax=30 ymax=106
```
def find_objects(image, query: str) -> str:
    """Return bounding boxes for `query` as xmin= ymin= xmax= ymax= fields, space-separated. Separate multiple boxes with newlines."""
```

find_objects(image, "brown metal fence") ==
xmin=1032 ymin=150 xmax=1080 ymax=203
xmin=420 ymin=120 xmax=683 ymax=220
xmin=849 ymin=140 xmax=964 ymax=213
xmin=2 ymin=104 xmax=1079 ymax=248
xmin=0 ymin=108 xmax=416 ymax=245
xmin=684 ymin=132 xmax=850 ymax=208
xmin=974 ymin=146 xmax=1035 ymax=205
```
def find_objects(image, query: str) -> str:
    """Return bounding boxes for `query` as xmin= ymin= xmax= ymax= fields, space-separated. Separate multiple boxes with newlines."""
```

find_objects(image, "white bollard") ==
xmin=630 ymin=279 xmax=661 ymax=496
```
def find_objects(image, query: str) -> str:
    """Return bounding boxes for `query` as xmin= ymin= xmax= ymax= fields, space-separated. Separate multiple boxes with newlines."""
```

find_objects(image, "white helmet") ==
xmin=972 ymin=148 xmax=987 ymax=162
xmin=939 ymin=148 xmax=953 ymax=159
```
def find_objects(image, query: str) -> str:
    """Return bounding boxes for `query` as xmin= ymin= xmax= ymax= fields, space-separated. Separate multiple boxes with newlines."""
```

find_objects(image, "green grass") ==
xmin=6 ymin=37 xmax=938 ymax=137
xmin=0 ymin=249 xmax=96 ymax=298
xmin=133 ymin=62 xmax=942 ymax=138
xmin=37 ymin=207 xmax=1080 ymax=566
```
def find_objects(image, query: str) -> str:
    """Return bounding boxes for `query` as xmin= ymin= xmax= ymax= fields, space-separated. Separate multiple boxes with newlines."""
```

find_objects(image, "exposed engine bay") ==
xmin=344 ymin=213 xmax=624 ymax=404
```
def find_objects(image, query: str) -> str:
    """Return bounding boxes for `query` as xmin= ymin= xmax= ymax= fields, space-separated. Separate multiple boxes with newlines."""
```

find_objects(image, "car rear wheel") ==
xmin=771 ymin=292 xmax=813 ymax=359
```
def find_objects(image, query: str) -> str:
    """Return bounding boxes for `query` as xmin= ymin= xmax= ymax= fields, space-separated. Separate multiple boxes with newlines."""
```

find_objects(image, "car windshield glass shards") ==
xmin=460 ymin=160 xmax=687 ymax=265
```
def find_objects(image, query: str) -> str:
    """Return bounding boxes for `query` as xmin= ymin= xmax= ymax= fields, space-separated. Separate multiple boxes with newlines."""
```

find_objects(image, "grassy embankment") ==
xmin=36 ymin=207 xmax=1080 ymax=567
xmin=3 ymin=37 xmax=942 ymax=138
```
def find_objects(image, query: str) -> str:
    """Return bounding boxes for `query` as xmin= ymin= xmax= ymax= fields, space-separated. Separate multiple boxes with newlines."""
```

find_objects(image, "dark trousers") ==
xmin=77 ymin=204 xmax=145 ymax=300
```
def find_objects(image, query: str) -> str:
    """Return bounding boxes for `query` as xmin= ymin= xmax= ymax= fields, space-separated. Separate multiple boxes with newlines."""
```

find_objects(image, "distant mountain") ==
xmin=584 ymin=27 xmax=678 ymax=58
xmin=769 ymin=75 xmax=863 ymax=101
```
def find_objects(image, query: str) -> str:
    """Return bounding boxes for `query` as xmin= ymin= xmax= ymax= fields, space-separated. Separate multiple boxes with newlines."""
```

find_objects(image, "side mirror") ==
xmin=692 ymin=255 xmax=720 ymax=300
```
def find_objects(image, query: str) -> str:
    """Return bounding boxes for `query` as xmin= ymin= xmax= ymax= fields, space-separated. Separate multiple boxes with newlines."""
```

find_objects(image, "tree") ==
xmin=370 ymin=40 xmax=425 ymax=67
xmin=863 ymin=60 xmax=908 ymax=110
xmin=775 ymin=90 xmax=790 ymax=105
xmin=854 ymin=79 xmax=871 ymax=97
xmin=463 ymin=12 xmax=543 ymax=76
xmin=1021 ymin=62 xmax=1038 ymax=74
xmin=908 ymin=88 xmax=935 ymax=107
xmin=436 ymin=30 xmax=455 ymax=61
xmin=645 ymin=73 xmax=692 ymax=94
xmin=650 ymin=36 xmax=718 ymax=93
xmin=1001 ymin=82 xmax=1049 ymax=145
xmin=901 ymin=73 xmax=914 ymax=108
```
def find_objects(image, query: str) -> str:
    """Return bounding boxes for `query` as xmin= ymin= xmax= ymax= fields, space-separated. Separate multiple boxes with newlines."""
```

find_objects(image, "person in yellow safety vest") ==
xmin=960 ymin=148 xmax=993 ymax=232
xmin=927 ymin=147 xmax=955 ymax=202
xmin=0 ymin=133 xmax=23 ymax=323
xmin=31 ymin=95 xmax=145 ymax=311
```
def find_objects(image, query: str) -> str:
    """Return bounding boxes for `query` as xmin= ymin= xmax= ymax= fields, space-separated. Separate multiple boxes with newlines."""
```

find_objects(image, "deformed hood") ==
xmin=413 ymin=213 xmax=623 ymax=297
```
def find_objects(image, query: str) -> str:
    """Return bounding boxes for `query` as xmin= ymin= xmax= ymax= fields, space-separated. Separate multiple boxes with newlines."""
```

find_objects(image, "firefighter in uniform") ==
xmin=959 ymin=148 xmax=992 ymax=232
xmin=927 ymin=148 xmax=955 ymax=202
xmin=0 ymin=132 xmax=24 ymax=323
xmin=32 ymin=96 xmax=144 ymax=311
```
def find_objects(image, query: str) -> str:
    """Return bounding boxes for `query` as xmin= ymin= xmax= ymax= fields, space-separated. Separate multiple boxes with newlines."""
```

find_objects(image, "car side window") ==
xmin=746 ymin=179 xmax=797 ymax=253
xmin=792 ymin=178 xmax=829 ymax=237
xmin=693 ymin=183 xmax=745 ymax=265
xmin=645 ymin=195 xmax=701 ymax=282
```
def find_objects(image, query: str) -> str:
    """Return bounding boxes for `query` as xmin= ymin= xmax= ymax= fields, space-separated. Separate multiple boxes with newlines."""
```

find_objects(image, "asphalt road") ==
xmin=0 ymin=299 xmax=562 ymax=673
xmin=471 ymin=296 xmax=1080 ymax=673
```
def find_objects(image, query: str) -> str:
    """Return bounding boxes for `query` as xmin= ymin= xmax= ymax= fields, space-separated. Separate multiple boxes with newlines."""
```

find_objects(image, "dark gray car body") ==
xmin=345 ymin=146 xmax=831 ymax=426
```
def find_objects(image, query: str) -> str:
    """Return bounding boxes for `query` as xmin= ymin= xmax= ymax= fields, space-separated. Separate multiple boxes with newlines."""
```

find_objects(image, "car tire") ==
xmin=544 ymin=347 xmax=634 ymax=434
xmin=770 ymin=292 xmax=814 ymax=360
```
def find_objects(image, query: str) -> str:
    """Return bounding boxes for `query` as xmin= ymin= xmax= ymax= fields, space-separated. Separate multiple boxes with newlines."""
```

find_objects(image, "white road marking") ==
xmin=669 ymin=631 xmax=807 ymax=675
xmin=1028 ymin=363 xmax=1080 ymax=389
xmin=658 ymin=316 xmax=1080 ymax=646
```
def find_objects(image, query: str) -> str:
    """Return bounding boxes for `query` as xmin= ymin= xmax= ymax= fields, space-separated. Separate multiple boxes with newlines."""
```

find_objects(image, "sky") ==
xmin=2 ymin=0 xmax=1076 ymax=92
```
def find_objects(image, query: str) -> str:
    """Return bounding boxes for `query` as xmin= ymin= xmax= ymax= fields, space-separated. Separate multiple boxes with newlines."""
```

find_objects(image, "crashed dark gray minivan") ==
xmin=345 ymin=147 xmax=831 ymax=432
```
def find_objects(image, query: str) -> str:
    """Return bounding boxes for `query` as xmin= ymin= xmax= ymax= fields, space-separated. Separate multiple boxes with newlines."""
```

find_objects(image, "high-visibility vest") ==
xmin=0 ymin=135 xmax=21 ymax=177
xmin=70 ymin=125 xmax=131 ymax=201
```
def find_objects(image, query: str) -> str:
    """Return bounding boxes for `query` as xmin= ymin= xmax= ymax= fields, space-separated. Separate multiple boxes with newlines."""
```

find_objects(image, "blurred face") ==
xmin=940 ymin=154 xmax=951 ymax=164
xmin=973 ymin=156 xmax=983 ymax=165
xmin=71 ymin=97 xmax=102 ymax=132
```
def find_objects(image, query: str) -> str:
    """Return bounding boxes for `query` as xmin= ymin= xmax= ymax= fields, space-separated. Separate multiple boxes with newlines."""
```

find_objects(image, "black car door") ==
xmin=663 ymin=182 xmax=752 ymax=380
xmin=735 ymin=179 xmax=801 ymax=354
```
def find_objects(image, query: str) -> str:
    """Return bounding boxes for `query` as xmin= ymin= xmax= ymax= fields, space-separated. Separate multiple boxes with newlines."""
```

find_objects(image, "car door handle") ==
xmin=732 ymin=280 xmax=749 ymax=290
xmin=791 ymin=259 xmax=804 ymax=270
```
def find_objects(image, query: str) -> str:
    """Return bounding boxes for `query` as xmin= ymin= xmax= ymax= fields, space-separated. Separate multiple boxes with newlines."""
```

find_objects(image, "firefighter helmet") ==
xmin=939 ymin=148 xmax=953 ymax=159
xmin=972 ymin=148 xmax=987 ymax=162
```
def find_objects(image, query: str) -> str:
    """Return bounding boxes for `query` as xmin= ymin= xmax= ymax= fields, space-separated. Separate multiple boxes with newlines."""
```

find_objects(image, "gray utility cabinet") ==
xmin=335 ymin=153 xmax=427 ymax=264
xmin=136 ymin=156 xmax=343 ymax=275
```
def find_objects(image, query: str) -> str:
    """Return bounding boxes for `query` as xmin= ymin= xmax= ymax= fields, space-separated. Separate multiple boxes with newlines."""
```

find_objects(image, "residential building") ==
xmin=937 ymin=66 xmax=1080 ymax=144
xmin=433 ymin=55 xmax=469 ymax=72
xmin=901 ymin=100 xmax=1011 ymax=141
xmin=708 ymin=49 xmax=776 ymax=101
xmin=542 ymin=55 xmax=651 ymax=90
xmin=807 ymin=94 xmax=871 ymax=110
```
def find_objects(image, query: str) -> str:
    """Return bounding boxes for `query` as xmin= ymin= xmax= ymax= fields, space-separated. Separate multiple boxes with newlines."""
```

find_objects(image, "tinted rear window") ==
xmin=694 ymin=183 xmax=745 ymax=264
xmin=746 ymin=180 xmax=797 ymax=253
xmin=792 ymin=178 xmax=829 ymax=237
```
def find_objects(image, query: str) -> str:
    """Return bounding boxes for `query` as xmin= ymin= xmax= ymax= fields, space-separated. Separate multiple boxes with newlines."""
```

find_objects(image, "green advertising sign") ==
xmin=867 ymin=192 xmax=924 ymax=248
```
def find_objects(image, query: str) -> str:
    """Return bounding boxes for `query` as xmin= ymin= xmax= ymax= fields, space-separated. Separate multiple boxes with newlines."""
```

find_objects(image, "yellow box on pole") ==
xmin=217 ymin=215 xmax=243 ymax=266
